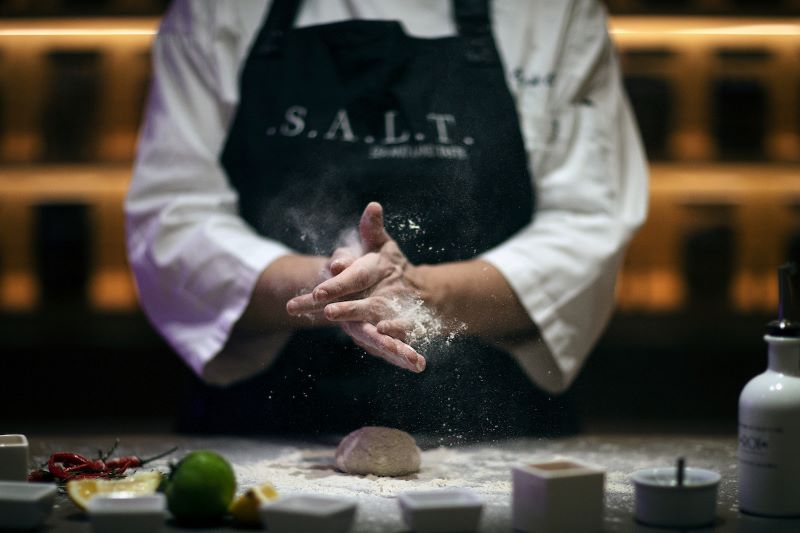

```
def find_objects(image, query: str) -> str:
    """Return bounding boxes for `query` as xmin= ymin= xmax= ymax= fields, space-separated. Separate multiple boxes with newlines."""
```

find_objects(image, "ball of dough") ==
xmin=335 ymin=426 xmax=421 ymax=477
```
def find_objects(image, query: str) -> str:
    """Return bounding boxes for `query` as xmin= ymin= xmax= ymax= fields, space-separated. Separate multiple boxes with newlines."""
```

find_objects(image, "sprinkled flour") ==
xmin=386 ymin=295 xmax=465 ymax=351
xmin=233 ymin=445 xmax=634 ymax=502
xmin=234 ymin=446 xmax=512 ymax=504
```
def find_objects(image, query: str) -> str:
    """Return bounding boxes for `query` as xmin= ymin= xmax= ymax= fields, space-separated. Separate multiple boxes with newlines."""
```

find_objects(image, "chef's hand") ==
xmin=286 ymin=202 xmax=427 ymax=373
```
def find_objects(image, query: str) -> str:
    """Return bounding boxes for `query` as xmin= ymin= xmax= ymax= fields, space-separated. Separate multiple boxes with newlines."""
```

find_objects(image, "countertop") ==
xmin=22 ymin=432 xmax=800 ymax=532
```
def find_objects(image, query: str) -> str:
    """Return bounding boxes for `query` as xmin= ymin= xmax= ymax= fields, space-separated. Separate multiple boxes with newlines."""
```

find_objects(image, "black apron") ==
xmin=178 ymin=0 xmax=578 ymax=440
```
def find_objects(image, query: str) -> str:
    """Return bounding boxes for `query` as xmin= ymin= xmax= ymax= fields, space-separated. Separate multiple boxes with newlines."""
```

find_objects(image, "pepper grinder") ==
xmin=738 ymin=262 xmax=800 ymax=516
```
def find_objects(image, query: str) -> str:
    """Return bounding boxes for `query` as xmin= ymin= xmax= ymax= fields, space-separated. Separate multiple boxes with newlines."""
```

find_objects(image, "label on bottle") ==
xmin=739 ymin=417 xmax=800 ymax=515
xmin=738 ymin=422 xmax=781 ymax=469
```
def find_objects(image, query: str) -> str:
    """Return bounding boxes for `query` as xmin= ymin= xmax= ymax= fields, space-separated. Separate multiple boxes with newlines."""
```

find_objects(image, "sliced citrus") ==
xmin=229 ymin=483 xmax=279 ymax=526
xmin=66 ymin=471 xmax=163 ymax=510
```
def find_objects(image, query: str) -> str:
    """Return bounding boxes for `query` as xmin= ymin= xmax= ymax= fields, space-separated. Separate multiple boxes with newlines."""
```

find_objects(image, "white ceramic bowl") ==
xmin=0 ymin=434 xmax=29 ymax=481
xmin=632 ymin=467 xmax=720 ymax=528
xmin=398 ymin=488 xmax=484 ymax=532
xmin=260 ymin=494 xmax=357 ymax=533
xmin=0 ymin=480 xmax=57 ymax=529
xmin=86 ymin=492 xmax=166 ymax=533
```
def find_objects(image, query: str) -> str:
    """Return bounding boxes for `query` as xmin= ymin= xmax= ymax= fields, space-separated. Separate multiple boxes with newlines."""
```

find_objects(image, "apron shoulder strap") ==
xmin=453 ymin=0 xmax=500 ymax=65
xmin=253 ymin=0 xmax=499 ymax=64
xmin=453 ymin=0 xmax=490 ymax=34
xmin=255 ymin=0 xmax=302 ymax=54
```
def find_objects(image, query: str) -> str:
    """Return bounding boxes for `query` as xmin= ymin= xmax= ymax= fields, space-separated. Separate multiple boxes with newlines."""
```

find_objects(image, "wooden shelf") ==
xmin=1 ymin=163 xmax=798 ymax=313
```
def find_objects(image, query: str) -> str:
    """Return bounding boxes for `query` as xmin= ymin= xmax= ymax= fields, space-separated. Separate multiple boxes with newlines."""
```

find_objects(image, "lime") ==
xmin=66 ymin=471 xmax=162 ymax=510
xmin=229 ymin=483 xmax=279 ymax=526
xmin=164 ymin=450 xmax=236 ymax=524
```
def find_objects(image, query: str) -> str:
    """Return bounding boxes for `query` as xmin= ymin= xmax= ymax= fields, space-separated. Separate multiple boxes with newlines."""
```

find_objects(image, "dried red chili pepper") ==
xmin=29 ymin=442 xmax=178 ymax=484
xmin=104 ymin=446 xmax=179 ymax=475
xmin=104 ymin=457 xmax=137 ymax=472
xmin=27 ymin=469 xmax=54 ymax=482
xmin=47 ymin=452 xmax=106 ymax=480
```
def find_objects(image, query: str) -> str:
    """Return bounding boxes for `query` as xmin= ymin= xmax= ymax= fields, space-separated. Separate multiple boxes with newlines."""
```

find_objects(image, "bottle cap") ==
xmin=767 ymin=262 xmax=800 ymax=337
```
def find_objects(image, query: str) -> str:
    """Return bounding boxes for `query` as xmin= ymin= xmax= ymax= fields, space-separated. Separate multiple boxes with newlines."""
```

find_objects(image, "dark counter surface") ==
xmin=17 ymin=431 xmax=800 ymax=532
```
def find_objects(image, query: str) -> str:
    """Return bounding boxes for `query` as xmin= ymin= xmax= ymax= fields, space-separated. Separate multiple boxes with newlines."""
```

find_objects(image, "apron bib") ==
xmin=178 ymin=0 xmax=577 ymax=439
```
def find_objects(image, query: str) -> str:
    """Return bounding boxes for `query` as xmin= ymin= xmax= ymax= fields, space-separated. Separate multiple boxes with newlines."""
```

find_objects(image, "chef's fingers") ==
xmin=359 ymin=202 xmax=391 ymax=252
xmin=291 ymin=249 xmax=364 ymax=315
xmin=328 ymin=247 xmax=358 ymax=276
xmin=342 ymin=321 xmax=425 ymax=373
xmin=376 ymin=319 xmax=415 ymax=342
xmin=286 ymin=292 xmax=322 ymax=315
xmin=286 ymin=283 xmax=374 ymax=316
xmin=286 ymin=292 xmax=362 ymax=315
xmin=324 ymin=297 xmax=392 ymax=324
xmin=312 ymin=253 xmax=383 ymax=303
xmin=283 ymin=293 xmax=328 ymax=319
xmin=329 ymin=257 xmax=355 ymax=276
xmin=341 ymin=321 xmax=412 ymax=369
xmin=348 ymin=334 xmax=423 ymax=373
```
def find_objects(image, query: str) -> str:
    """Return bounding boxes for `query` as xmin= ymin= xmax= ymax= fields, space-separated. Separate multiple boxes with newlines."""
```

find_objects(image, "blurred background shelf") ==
xmin=5 ymin=16 xmax=800 ymax=163
xmin=2 ymin=163 xmax=798 ymax=314
xmin=1 ymin=0 xmax=800 ymax=18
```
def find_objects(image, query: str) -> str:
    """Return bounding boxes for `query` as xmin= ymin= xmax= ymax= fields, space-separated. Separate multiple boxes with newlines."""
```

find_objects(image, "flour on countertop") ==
xmin=232 ymin=444 xmax=636 ymax=513
xmin=234 ymin=446 xmax=512 ymax=504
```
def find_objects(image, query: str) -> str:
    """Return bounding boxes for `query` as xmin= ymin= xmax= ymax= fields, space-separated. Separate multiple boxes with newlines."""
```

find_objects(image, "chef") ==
xmin=125 ymin=0 xmax=648 ymax=437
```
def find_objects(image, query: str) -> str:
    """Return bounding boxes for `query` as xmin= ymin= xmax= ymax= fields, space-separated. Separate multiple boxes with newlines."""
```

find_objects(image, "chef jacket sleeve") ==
xmin=480 ymin=1 xmax=648 ymax=395
xmin=125 ymin=0 xmax=294 ymax=386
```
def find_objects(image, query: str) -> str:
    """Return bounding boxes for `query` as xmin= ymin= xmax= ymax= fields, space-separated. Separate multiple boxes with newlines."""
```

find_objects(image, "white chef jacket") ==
xmin=125 ymin=0 xmax=648 ymax=394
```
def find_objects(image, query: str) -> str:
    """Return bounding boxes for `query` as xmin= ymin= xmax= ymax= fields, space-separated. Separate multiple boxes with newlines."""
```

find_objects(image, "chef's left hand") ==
xmin=286 ymin=202 xmax=427 ymax=372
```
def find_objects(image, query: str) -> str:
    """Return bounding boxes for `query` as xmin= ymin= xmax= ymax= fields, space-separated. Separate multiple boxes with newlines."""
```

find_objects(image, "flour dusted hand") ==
xmin=287 ymin=202 xmax=428 ymax=373
xmin=335 ymin=426 xmax=421 ymax=477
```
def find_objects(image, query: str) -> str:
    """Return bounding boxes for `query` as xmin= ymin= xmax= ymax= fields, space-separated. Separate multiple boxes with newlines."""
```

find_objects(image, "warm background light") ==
xmin=2 ymin=17 xmax=799 ymax=313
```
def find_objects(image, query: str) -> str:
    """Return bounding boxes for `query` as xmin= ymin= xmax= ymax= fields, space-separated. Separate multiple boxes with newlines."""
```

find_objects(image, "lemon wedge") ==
xmin=229 ymin=483 xmax=279 ymax=526
xmin=66 ymin=471 xmax=163 ymax=510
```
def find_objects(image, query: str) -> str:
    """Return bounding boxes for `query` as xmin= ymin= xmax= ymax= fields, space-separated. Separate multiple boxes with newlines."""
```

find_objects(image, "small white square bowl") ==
xmin=512 ymin=457 xmax=605 ymax=533
xmin=0 ymin=434 xmax=29 ymax=481
xmin=0 ymin=480 xmax=57 ymax=529
xmin=398 ymin=488 xmax=484 ymax=532
xmin=260 ymin=494 xmax=357 ymax=533
xmin=86 ymin=492 xmax=167 ymax=533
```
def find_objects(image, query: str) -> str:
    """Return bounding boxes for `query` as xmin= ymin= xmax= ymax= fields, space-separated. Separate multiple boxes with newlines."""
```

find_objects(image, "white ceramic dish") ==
xmin=512 ymin=458 xmax=605 ymax=533
xmin=632 ymin=467 xmax=720 ymax=528
xmin=260 ymin=494 xmax=357 ymax=533
xmin=0 ymin=480 xmax=57 ymax=529
xmin=0 ymin=434 xmax=29 ymax=481
xmin=398 ymin=488 xmax=484 ymax=532
xmin=86 ymin=492 xmax=166 ymax=533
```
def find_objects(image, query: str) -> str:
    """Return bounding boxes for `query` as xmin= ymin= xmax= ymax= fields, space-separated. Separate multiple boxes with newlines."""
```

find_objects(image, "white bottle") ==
xmin=738 ymin=262 xmax=800 ymax=517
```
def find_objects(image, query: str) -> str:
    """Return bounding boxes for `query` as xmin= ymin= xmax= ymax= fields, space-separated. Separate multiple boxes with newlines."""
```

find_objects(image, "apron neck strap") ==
xmin=256 ymin=0 xmax=301 ymax=54
xmin=453 ymin=0 xmax=491 ymax=36
xmin=453 ymin=0 xmax=500 ymax=65
xmin=256 ymin=0 xmax=499 ymax=64
xmin=264 ymin=0 xmax=493 ymax=35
